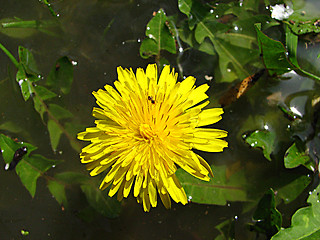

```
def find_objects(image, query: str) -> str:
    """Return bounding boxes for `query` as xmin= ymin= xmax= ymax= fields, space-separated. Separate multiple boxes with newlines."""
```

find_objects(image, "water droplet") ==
xmin=210 ymin=9 xmax=214 ymax=13
xmin=251 ymin=143 xmax=255 ymax=147
xmin=137 ymin=4 xmax=140 ymax=7
xmin=18 ymin=79 xmax=24 ymax=86
xmin=71 ymin=61 xmax=78 ymax=66
xmin=234 ymin=215 xmax=238 ymax=220
xmin=234 ymin=26 xmax=239 ymax=31
xmin=227 ymin=68 xmax=231 ymax=72
xmin=56 ymin=14 xmax=60 ymax=17
xmin=309 ymin=191 xmax=312 ymax=195
xmin=122 ymin=41 xmax=125 ymax=45
xmin=4 ymin=163 xmax=9 ymax=171
xmin=137 ymin=38 xmax=141 ymax=43
xmin=147 ymin=27 xmax=150 ymax=30
xmin=264 ymin=124 xmax=269 ymax=130
xmin=215 ymin=15 xmax=219 ymax=18
xmin=52 ymin=165 xmax=56 ymax=168
xmin=188 ymin=195 xmax=192 ymax=202
xmin=58 ymin=151 xmax=63 ymax=155
xmin=178 ymin=47 xmax=183 ymax=53
xmin=227 ymin=203 xmax=231 ymax=207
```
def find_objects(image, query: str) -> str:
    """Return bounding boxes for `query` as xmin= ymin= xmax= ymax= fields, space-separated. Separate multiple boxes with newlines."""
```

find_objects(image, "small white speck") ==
xmin=122 ymin=41 xmax=125 ymax=45
xmin=58 ymin=151 xmax=63 ymax=154
xmin=188 ymin=195 xmax=192 ymax=201
xmin=56 ymin=14 xmax=60 ymax=17
xmin=4 ymin=163 xmax=9 ymax=171
xmin=18 ymin=79 xmax=24 ymax=86
xmin=290 ymin=106 xmax=302 ymax=118
xmin=137 ymin=38 xmax=141 ymax=43
xmin=234 ymin=26 xmax=239 ymax=31
xmin=251 ymin=143 xmax=255 ymax=147
xmin=227 ymin=68 xmax=231 ymax=72
xmin=215 ymin=15 xmax=219 ymax=18
xmin=147 ymin=27 xmax=150 ymax=30
xmin=210 ymin=9 xmax=214 ymax=13
xmin=137 ymin=4 xmax=140 ymax=7
xmin=264 ymin=124 xmax=269 ymax=130
xmin=103 ymin=72 xmax=107 ymax=75
xmin=52 ymin=165 xmax=56 ymax=168
xmin=234 ymin=215 xmax=238 ymax=220
xmin=178 ymin=47 xmax=183 ymax=53
xmin=71 ymin=61 xmax=78 ymax=66
xmin=309 ymin=191 xmax=312 ymax=195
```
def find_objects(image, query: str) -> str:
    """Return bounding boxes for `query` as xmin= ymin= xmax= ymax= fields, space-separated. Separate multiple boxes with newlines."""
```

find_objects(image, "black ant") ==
xmin=148 ymin=96 xmax=155 ymax=104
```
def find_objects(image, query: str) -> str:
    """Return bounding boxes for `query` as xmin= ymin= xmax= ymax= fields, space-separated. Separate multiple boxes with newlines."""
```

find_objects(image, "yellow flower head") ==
xmin=78 ymin=64 xmax=228 ymax=211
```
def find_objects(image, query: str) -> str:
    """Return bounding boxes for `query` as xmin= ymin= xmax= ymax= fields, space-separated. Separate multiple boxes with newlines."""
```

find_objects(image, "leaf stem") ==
xmin=0 ymin=43 xmax=19 ymax=68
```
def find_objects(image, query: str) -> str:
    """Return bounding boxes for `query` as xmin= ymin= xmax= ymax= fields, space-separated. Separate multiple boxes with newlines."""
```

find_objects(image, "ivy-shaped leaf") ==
xmin=284 ymin=142 xmax=314 ymax=170
xmin=139 ymin=9 xmax=176 ymax=59
xmin=176 ymin=165 xmax=247 ymax=205
xmin=271 ymin=184 xmax=320 ymax=240
xmin=243 ymin=129 xmax=276 ymax=161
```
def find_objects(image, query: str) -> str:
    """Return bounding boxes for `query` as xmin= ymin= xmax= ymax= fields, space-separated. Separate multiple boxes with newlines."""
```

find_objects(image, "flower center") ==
xmin=139 ymin=124 xmax=156 ymax=139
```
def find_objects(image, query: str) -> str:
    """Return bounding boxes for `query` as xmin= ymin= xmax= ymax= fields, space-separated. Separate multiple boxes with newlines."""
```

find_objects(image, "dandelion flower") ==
xmin=78 ymin=64 xmax=228 ymax=211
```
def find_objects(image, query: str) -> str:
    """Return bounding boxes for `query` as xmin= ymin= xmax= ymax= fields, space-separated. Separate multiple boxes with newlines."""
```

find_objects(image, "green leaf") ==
xmin=34 ymin=85 xmax=57 ymax=100
xmin=54 ymin=172 xmax=88 ymax=185
xmin=0 ymin=18 xmax=37 ymax=39
xmin=47 ymin=180 xmax=68 ymax=207
xmin=16 ymin=154 xmax=57 ymax=197
xmin=0 ymin=134 xmax=37 ymax=164
xmin=243 ymin=130 xmax=276 ymax=161
xmin=48 ymin=104 xmax=73 ymax=120
xmin=287 ymin=14 xmax=320 ymax=35
xmin=47 ymin=56 xmax=74 ymax=94
xmin=284 ymin=142 xmax=313 ymax=170
xmin=0 ymin=121 xmax=24 ymax=133
xmin=251 ymin=189 xmax=282 ymax=238
xmin=176 ymin=165 xmax=247 ymax=205
xmin=271 ymin=185 xmax=320 ymax=240
xmin=139 ymin=9 xmax=176 ymax=59
xmin=18 ymin=46 xmax=40 ymax=76
xmin=139 ymin=38 xmax=158 ymax=59
xmin=47 ymin=119 xmax=63 ymax=151
xmin=16 ymin=66 xmax=34 ymax=101
xmin=80 ymin=183 xmax=121 ymax=218
xmin=255 ymin=24 xmax=293 ymax=75
xmin=64 ymin=122 xmax=85 ymax=152
xmin=33 ymin=95 xmax=46 ymax=120
xmin=276 ymin=175 xmax=311 ymax=204
xmin=214 ymin=218 xmax=235 ymax=240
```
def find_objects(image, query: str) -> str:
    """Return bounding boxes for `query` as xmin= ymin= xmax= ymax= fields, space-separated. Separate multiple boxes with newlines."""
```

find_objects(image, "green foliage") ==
xmin=243 ymin=130 xmax=276 ymax=161
xmin=250 ymin=189 xmax=282 ymax=238
xmin=271 ymin=185 xmax=320 ymax=240
xmin=176 ymin=165 xmax=247 ymax=205
xmin=0 ymin=44 xmax=80 ymax=152
xmin=139 ymin=9 xmax=176 ymax=61
xmin=284 ymin=142 xmax=314 ymax=170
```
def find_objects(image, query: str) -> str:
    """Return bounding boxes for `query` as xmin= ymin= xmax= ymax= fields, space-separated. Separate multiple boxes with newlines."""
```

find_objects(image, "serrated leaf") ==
xmin=34 ymin=85 xmax=57 ymax=100
xmin=16 ymin=154 xmax=57 ymax=197
xmin=0 ymin=134 xmax=37 ymax=164
xmin=243 ymin=130 xmax=276 ymax=161
xmin=271 ymin=184 xmax=320 ymax=240
xmin=251 ymin=189 xmax=282 ymax=238
xmin=47 ymin=56 xmax=74 ymax=94
xmin=284 ymin=142 xmax=313 ymax=170
xmin=80 ymin=183 xmax=121 ymax=218
xmin=176 ymin=165 xmax=247 ymax=205
xmin=47 ymin=180 xmax=68 ymax=207
xmin=47 ymin=119 xmax=63 ymax=151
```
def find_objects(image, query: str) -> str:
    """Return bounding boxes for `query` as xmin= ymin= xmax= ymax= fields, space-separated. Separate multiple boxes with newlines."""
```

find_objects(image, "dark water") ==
xmin=0 ymin=0 xmax=318 ymax=239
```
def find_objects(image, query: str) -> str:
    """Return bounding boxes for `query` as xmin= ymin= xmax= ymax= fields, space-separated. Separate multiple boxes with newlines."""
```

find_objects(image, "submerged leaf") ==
xmin=47 ymin=119 xmax=63 ymax=151
xmin=47 ymin=56 xmax=74 ymax=94
xmin=80 ymin=183 xmax=121 ymax=218
xmin=176 ymin=165 xmax=247 ymax=205
xmin=251 ymin=189 xmax=282 ymax=238
xmin=47 ymin=180 xmax=68 ymax=207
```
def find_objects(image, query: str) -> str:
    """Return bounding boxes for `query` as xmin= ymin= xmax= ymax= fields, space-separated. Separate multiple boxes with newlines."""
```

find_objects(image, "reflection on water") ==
xmin=0 ymin=0 xmax=318 ymax=239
